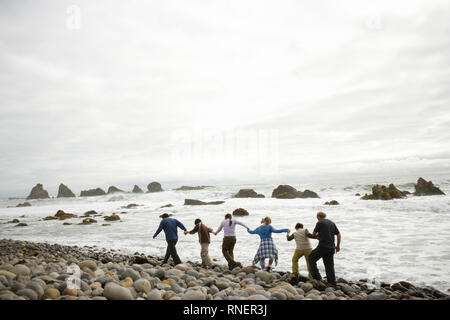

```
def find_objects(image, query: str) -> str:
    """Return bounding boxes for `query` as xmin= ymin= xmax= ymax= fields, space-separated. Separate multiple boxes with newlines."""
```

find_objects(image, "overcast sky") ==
xmin=1 ymin=0 xmax=449 ymax=197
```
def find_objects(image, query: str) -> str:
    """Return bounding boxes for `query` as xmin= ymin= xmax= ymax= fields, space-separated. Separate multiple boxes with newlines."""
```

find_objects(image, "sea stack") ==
xmin=414 ymin=178 xmax=445 ymax=196
xmin=271 ymin=185 xmax=319 ymax=199
xmin=132 ymin=185 xmax=144 ymax=193
xmin=233 ymin=189 xmax=265 ymax=198
xmin=361 ymin=184 xmax=405 ymax=200
xmin=26 ymin=184 xmax=50 ymax=200
xmin=57 ymin=183 xmax=76 ymax=198
xmin=107 ymin=186 xmax=124 ymax=194
xmin=147 ymin=182 xmax=163 ymax=193
xmin=80 ymin=188 xmax=106 ymax=197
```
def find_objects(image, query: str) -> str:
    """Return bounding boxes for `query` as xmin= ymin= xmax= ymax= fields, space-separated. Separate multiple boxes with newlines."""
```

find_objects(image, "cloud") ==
xmin=0 ymin=0 xmax=449 ymax=197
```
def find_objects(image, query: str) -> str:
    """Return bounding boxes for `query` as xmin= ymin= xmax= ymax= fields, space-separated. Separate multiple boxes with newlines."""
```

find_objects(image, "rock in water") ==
xmin=26 ymin=184 xmax=50 ymax=200
xmin=233 ymin=189 xmax=265 ymax=198
xmin=132 ymin=185 xmax=143 ymax=193
xmin=104 ymin=214 xmax=120 ymax=221
xmin=271 ymin=185 xmax=320 ymax=199
xmin=324 ymin=200 xmax=340 ymax=205
xmin=361 ymin=184 xmax=405 ymax=200
xmin=414 ymin=178 xmax=445 ymax=196
xmin=147 ymin=182 xmax=163 ymax=193
xmin=103 ymin=282 xmax=134 ymax=300
xmin=16 ymin=202 xmax=31 ymax=207
xmin=57 ymin=183 xmax=76 ymax=198
xmin=175 ymin=186 xmax=207 ymax=191
xmin=232 ymin=208 xmax=249 ymax=216
xmin=184 ymin=199 xmax=225 ymax=206
xmin=54 ymin=210 xmax=78 ymax=220
xmin=80 ymin=188 xmax=106 ymax=197
xmin=107 ymin=186 xmax=124 ymax=194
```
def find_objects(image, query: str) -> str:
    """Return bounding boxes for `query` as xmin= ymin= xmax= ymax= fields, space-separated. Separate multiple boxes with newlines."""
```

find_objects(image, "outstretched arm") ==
xmin=271 ymin=226 xmax=289 ymax=233
xmin=305 ymin=229 xmax=318 ymax=239
xmin=235 ymin=220 xmax=249 ymax=230
xmin=247 ymin=226 xmax=259 ymax=234
xmin=287 ymin=233 xmax=295 ymax=241
xmin=215 ymin=222 xmax=224 ymax=235
xmin=186 ymin=224 xmax=199 ymax=235
xmin=176 ymin=219 xmax=187 ymax=232
xmin=153 ymin=221 xmax=164 ymax=239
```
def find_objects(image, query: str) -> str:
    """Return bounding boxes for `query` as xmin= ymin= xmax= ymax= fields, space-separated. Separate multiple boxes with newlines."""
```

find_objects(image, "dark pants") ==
xmin=222 ymin=236 xmax=237 ymax=269
xmin=164 ymin=239 xmax=181 ymax=265
xmin=308 ymin=246 xmax=336 ymax=284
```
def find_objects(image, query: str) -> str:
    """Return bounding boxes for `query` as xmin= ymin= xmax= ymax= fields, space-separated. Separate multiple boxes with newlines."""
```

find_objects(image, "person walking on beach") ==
xmin=153 ymin=213 xmax=187 ymax=266
xmin=215 ymin=213 xmax=249 ymax=270
xmin=308 ymin=211 xmax=341 ymax=285
xmin=247 ymin=216 xmax=289 ymax=272
xmin=184 ymin=218 xmax=214 ymax=268
xmin=287 ymin=222 xmax=316 ymax=281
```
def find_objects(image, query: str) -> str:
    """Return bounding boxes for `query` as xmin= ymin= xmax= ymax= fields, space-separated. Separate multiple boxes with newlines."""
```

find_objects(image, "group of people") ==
xmin=153 ymin=211 xmax=341 ymax=285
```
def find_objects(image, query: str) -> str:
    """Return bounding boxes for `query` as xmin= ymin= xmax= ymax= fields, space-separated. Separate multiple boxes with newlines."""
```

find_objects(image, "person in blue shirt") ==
xmin=247 ymin=216 xmax=290 ymax=271
xmin=153 ymin=213 xmax=187 ymax=265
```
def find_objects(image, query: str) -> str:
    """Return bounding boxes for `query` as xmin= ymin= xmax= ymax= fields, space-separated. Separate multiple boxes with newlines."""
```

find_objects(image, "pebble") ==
xmin=0 ymin=239 xmax=447 ymax=301
xmin=134 ymin=278 xmax=151 ymax=293
xmin=43 ymin=288 xmax=60 ymax=299
xmin=103 ymin=282 xmax=133 ymax=300
xmin=147 ymin=289 xmax=162 ymax=300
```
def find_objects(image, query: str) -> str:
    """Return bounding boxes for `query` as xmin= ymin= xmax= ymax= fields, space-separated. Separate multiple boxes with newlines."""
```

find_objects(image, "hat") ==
xmin=159 ymin=213 xmax=173 ymax=218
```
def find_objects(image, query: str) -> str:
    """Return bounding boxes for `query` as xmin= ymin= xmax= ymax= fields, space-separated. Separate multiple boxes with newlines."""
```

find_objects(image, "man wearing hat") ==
xmin=153 ymin=213 xmax=187 ymax=265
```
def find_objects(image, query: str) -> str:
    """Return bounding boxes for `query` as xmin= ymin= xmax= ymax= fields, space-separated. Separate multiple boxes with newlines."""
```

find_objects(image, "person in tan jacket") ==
xmin=185 ymin=218 xmax=214 ymax=268
xmin=287 ymin=222 xmax=317 ymax=280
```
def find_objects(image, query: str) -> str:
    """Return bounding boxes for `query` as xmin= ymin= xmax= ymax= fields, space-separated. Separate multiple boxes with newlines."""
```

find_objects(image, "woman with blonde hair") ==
xmin=247 ymin=216 xmax=289 ymax=271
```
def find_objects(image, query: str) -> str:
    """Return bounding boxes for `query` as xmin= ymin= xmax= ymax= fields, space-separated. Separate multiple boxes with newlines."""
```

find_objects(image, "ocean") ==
xmin=1 ymin=174 xmax=449 ymax=293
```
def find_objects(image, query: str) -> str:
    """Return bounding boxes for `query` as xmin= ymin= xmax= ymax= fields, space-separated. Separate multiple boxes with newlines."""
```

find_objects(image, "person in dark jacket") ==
xmin=308 ymin=211 xmax=341 ymax=285
xmin=184 ymin=218 xmax=214 ymax=268
xmin=153 ymin=213 xmax=187 ymax=265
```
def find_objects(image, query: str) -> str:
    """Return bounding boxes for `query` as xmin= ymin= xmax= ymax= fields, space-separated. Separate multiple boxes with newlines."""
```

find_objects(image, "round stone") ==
xmin=120 ymin=277 xmax=134 ymax=288
xmin=134 ymin=279 xmax=151 ymax=293
xmin=103 ymin=282 xmax=134 ymax=300
xmin=146 ymin=289 xmax=162 ymax=300
xmin=11 ymin=265 xmax=31 ymax=277
xmin=79 ymin=260 xmax=97 ymax=272
xmin=44 ymin=288 xmax=60 ymax=299
xmin=182 ymin=290 xmax=206 ymax=300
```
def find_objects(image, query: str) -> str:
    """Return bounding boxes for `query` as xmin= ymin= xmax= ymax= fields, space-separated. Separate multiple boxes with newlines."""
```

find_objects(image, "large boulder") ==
xmin=107 ymin=186 xmax=124 ymax=194
xmin=26 ymin=184 xmax=50 ymax=200
xmin=184 ymin=199 xmax=225 ymax=206
xmin=324 ymin=200 xmax=340 ymax=205
xmin=147 ymin=182 xmax=163 ymax=193
xmin=54 ymin=210 xmax=78 ymax=220
xmin=233 ymin=189 xmax=265 ymax=198
xmin=271 ymin=185 xmax=319 ymax=199
xmin=57 ymin=183 xmax=76 ymax=198
xmin=414 ymin=178 xmax=445 ymax=196
xmin=80 ymin=188 xmax=106 ymax=197
xmin=232 ymin=208 xmax=249 ymax=216
xmin=361 ymin=184 xmax=405 ymax=200
xmin=132 ymin=185 xmax=143 ymax=193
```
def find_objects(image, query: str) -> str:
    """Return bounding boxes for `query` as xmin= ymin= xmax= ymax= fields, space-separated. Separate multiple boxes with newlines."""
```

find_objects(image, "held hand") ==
xmin=184 ymin=231 xmax=188 ymax=235
xmin=287 ymin=229 xmax=291 ymax=233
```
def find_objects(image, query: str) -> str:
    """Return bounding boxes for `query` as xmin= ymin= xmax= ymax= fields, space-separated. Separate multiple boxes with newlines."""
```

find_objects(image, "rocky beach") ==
xmin=0 ymin=239 xmax=448 ymax=301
